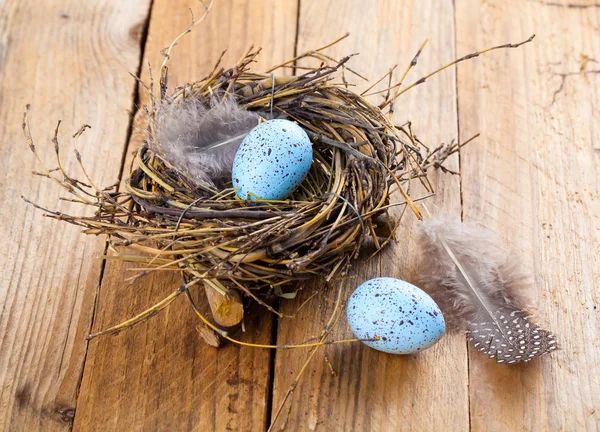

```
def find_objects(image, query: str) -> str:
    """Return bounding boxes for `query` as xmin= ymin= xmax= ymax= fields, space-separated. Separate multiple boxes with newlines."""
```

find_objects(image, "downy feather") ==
xmin=417 ymin=216 xmax=558 ymax=364
xmin=154 ymin=96 xmax=260 ymax=189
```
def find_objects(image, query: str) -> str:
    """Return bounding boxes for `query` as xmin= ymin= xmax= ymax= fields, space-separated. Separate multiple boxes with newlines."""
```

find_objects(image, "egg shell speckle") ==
xmin=232 ymin=119 xmax=312 ymax=200
xmin=347 ymin=277 xmax=445 ymax=354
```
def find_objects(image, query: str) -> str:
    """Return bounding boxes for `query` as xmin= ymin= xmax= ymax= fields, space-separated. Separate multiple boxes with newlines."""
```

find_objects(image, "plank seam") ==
xmin=451 ymin=1 xmax=472 ymax=430
xmin=70 ymin=1 xmax=155 ymax=429
xmin=264 ymin=299 xmax=279 ymax=430
xmin=116 ymin=1 xmax=155 ymax=184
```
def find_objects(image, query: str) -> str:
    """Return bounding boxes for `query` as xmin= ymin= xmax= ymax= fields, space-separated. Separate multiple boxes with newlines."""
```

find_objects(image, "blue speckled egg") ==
xmin=347 ymin=277 xmax=445 ymax=354
xmin=231 ymin=119 xmax=312 ymax=200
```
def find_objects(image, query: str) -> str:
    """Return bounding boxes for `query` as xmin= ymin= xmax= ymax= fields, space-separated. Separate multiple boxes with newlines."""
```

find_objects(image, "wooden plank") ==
xmin=270 ymin=1 xmax=469 ymax=430
xmin=0 ymin=1 xmax=151 ymax=430
xmin=455 ymin=1 xmax=600 ymax=430
xmin=73 ymin=1 xmax=298 ymax=431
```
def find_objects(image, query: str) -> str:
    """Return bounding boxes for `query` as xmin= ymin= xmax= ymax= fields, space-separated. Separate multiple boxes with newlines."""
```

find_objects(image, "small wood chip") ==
xmin=196 ymin=323 xmax=222 ymax=348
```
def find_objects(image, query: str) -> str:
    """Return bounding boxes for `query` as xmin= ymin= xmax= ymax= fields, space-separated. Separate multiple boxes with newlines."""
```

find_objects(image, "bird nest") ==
xmin=24 ymin=34 xmax=469 ymax=339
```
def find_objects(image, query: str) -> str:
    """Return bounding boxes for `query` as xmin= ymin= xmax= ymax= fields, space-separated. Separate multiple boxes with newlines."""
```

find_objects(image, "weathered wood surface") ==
xmin=0 ymin=1 xmax=151 ymax=430
xmin=2 ymin=0 xmax=599 ymax=431
xmin=456 ymin=1 xmax=600 ymax=430
xmin=72 ymin=1 xmax=297 ymax=431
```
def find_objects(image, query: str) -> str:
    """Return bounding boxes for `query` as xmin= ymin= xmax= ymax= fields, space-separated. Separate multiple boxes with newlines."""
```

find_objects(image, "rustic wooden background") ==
xmin=1 ymin=0 xmax=599 ymax=430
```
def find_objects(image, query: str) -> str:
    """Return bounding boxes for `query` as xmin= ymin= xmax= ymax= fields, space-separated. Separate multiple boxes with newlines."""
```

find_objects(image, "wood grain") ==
xmin=0 ymin=1 xmax=151 ymax=431
xmin=5 ymin=1 xmax=600 ymax=430
xmin=270 ymin=1 xmax=469 ymax=430
xmin=72 ymin=1 xmax=297 ymax=431
xmin=455 ymin=0 xmax=600 ymax=430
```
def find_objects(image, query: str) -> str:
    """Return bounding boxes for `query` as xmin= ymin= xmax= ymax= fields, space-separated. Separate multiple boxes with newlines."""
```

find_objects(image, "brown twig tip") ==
xmin=22 ymin=105 xmax=35 ymax=152
xmin=53 ymin=120 xmax=62 ymax=153
xmin=72 ymin=124 xmax=91 ymax=139
xmin=411 ymin=39 xmax=428 ymax=66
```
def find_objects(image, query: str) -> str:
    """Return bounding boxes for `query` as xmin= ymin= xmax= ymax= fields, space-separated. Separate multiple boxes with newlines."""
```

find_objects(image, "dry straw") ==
xmin=23 ymin=1 xmax=533 ymax=346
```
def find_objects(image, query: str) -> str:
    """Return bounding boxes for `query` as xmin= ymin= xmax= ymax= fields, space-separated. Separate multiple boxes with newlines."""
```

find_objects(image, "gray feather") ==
xmin=154 ymin=96 xmax=260 ymax=189
xmin=417 ymin=216 xmax=558 ymax=364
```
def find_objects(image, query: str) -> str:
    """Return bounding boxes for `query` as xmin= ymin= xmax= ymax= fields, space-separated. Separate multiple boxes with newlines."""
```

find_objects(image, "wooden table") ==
xmin=1 ymin=1 xmax=599 ymax=430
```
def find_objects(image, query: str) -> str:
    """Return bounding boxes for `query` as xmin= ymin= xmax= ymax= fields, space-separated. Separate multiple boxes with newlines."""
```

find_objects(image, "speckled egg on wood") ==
xmin=347 ymin=277 xmax=445 ymax=354
xmin=231 ymin=119 xmax=312 ymax=200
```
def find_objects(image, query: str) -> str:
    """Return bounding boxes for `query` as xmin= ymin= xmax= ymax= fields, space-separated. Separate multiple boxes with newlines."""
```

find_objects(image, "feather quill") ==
xmin=154 ymin=96 xmax=260 ymax=189
xmin=417 ymin=216 xmax=558 ymax=364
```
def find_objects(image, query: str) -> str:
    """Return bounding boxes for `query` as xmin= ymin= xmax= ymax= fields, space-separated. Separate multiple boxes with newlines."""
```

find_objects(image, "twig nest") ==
xmin=107 ymin=45 xmax=459 ymax=307
xmin=129 ymin=47 xmax=410 ymax=295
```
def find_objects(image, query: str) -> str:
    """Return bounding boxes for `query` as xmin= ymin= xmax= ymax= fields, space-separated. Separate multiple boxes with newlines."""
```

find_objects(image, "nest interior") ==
xmin=24 ymin=39 xmax=461 ymax=335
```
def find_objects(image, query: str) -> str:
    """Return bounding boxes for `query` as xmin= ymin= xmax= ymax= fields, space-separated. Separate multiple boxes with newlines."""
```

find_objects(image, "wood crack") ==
xmin=69 ymin=1 xmax=155 ymax=429
xmin=452 ymin=0 xmax=471 ymax=430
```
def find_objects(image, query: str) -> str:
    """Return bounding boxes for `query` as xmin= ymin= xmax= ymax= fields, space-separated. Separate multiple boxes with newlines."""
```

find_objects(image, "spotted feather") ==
xmin=417 ymin=216 xmax=558 ymax=365
xmin=467 ymin=308 xmax=558 ymax=363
